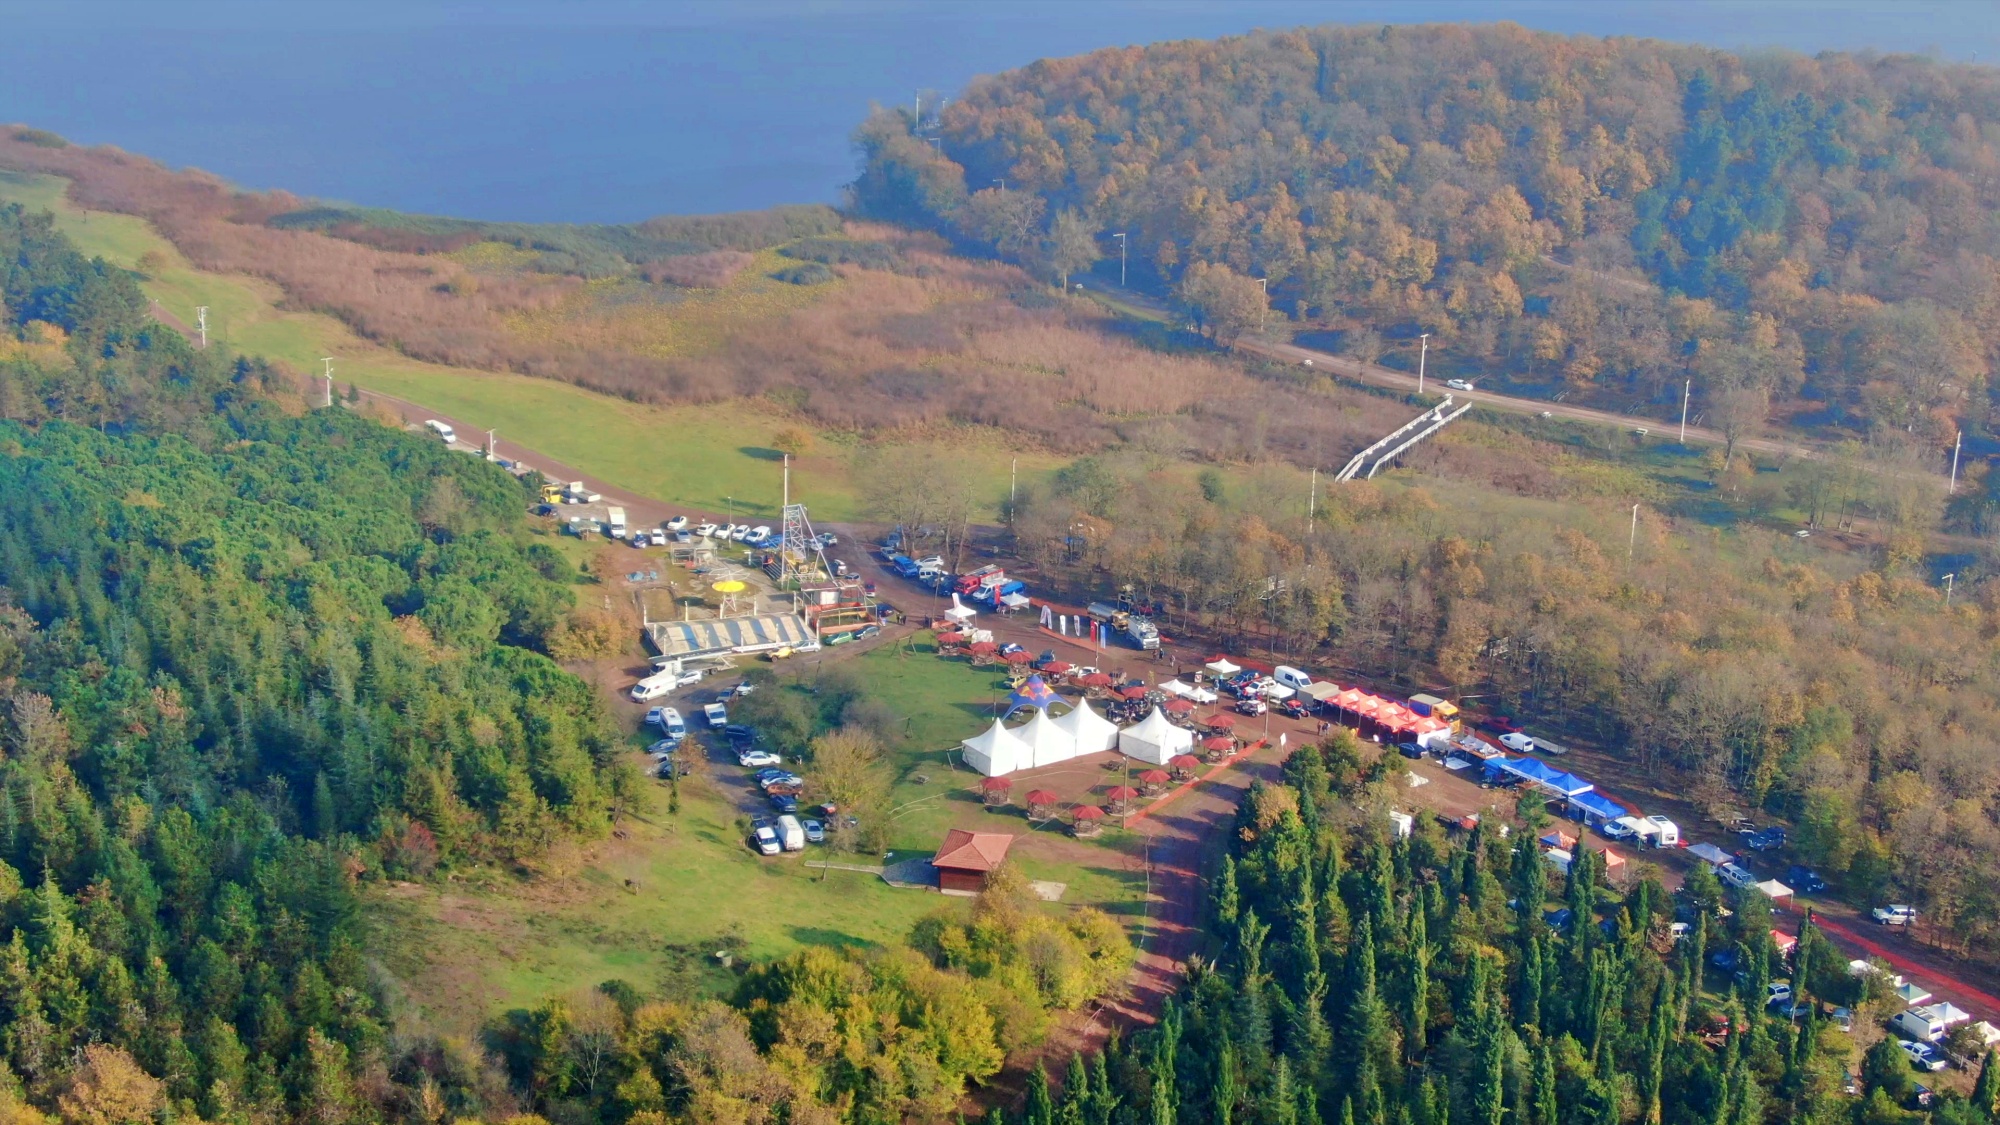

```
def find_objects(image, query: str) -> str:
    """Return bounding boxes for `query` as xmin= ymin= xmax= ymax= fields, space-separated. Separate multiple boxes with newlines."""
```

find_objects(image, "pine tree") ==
xmin=1027 ymin=1062 xmax=1055 ymax=1125
xmin=1516 ymin=931 xmax=1543 ymax=1029
xmin=1089 ymin=1043 xmax=1121 ymax=1125
xmin=1266 ymin=1058 xmax=1298 ymax=1125
xmin=1213 ymin=1032 xmax=1239 ymax=1125
xmin=1403 ymin=905 xmax=1429 ymax=1063
xmin=1343 ymin=918 xmax=1389 ymax=1124
xmin=311 ymin=771 xmax=338 ymax=839
xmin=1058 ymin=1053 xmax=1088 ymax=1125
xmin=1216 ymin=856 xmax=1241 ymax=933
xmin=1469 ymin=954 xmax=1505 ymax=1125
xmin=1640 ymin=974 xmax=1671 ymax=1124
xmin=1152 ymin=1072 xmax=1177 ymax=1125
xmin=1531 ymin=1040 xmax=1558 ymax=1125
xmin=1971 ymin=1048 xmax=2000 ymax=1121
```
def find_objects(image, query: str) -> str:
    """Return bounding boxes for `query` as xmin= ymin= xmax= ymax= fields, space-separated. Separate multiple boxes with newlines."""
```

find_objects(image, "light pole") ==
xmin=1113 ymin=232 xmax=1127 ymax=288
xmin=1417 ymin=333 xmax=1430 ymax=395
xmin=1629 ymin=503 xmax=1639 ymax=560
xmin=320 ymin=357 xmax=335 ymax=408
xmin=993 ymin=178 xmax=1005 ymax=193
xmin=1945 ymin=573 xmax=1956 ymax=608
xmin=1950 ymin=430 xmax=1963 ymax=495
xmin=1680 ymin=379 xmax=1692 ymax=445
xmin=1257 ymin=278 xmax=1268 ymax=332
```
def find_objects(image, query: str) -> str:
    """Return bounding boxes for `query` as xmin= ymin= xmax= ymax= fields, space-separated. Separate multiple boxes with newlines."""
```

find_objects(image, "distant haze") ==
xmin=0 ymin=0 xmax=1990 ymax=223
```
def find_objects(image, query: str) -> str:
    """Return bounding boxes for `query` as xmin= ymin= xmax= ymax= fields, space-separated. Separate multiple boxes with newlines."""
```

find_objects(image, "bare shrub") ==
xmin=641 ymin=250 xmax=753 ymax=288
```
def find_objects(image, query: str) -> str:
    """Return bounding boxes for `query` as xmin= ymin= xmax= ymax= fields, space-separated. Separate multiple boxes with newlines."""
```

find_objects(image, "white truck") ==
xmin=630 ymin=670 xmax=678 ymax=702
xmin=563 ymin=480 xmax=602 ymax=504
xmin=606 ymin=506 xmax=628 ymax=538
xmin=776 ymin=814 xmax=806 ymax=852
xmin=424 ymin=419 xmax=456 ymax=444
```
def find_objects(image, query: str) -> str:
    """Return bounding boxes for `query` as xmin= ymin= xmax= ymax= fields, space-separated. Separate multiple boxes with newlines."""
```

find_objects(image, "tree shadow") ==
xmin=739 ymin=446 xmax=785 ymax=461
xmin=787 ymin=925 xmax=881 ymax=950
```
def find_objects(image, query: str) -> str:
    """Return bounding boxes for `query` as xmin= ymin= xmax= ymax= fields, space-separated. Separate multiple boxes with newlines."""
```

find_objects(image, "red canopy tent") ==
xmin=1138 ymin=770 xmax=1172 ymax=785
xmin=1042 ymin=661 xmax=1073 ymax=675
xmin=1334 ymin=688 xmax=1369 ymax=710
xmin=1118 ymin=685 xmax=1151 ymax=700
xmin=1003 ymin=650 xmax=1033 ymax=664
xmin=1350 ymin=695 xmax=1384 ymax=717
xmin=1079 ymin=673 xmax=1114 ymax=689
xmin=968 ymin=641 xmax=999 ymax=656
xmin=934 ymin=632 xmax=966 ymax=645
xmin=1162 ymin=698 xmax=1196 ymax=713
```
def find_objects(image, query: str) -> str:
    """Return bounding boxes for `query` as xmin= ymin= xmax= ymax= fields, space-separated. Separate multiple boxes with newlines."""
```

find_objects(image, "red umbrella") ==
xmin=1105 ymin=786 xmax=1140 ymax=800
xmin=968 ymin=641 xmax=999 ymax=655
xmin=1042 ymin=661 xmax=1073 ymax=674
xmin=1004 ymin=650 xmax=1033 ymax=664
xmin=1071 ymin=804 xmax=1106 ymax=820
xmin=1162 ymin=698 xmax=1196 ymax=713
xmin=1206 ymin=712 xmax=1238 ymax=728
xmin=1169 ymin=754 xmax=1202 ymax=770
xmin=1118 ymin=685 xmax=1150 ymax=700
xmin=981 ymin=776 xmax=1014 ymax=792
xmin=1202 ymin=737 xmax=1235 ymax=752
xmin=1079 ymin=673 xmax=1113 ymax=688
xmin=1025 ymin=789 xmax=1061 ymax=806
xmin=935 ymin=632 xmax=966 ymax=645
xmin=1138 ymin=769 xmax=1172 ymax=785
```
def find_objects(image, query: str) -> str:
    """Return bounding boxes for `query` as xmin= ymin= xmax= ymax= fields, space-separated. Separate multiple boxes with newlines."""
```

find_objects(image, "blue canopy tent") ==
xmin=1567 ymin=790 xmax=1627 ymax=826
xmin=1489 ymin=756 xmax=1562 ymax=786
xmin=1542 ymin=770 xmax=1595 ymax=799
xmin=1003 ymin=675 xmax=1067 ymax=718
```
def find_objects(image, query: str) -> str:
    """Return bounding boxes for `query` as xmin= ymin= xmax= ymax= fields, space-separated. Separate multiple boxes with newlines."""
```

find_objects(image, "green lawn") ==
xmin=0 ymin=170 xmax=1063 ymax=524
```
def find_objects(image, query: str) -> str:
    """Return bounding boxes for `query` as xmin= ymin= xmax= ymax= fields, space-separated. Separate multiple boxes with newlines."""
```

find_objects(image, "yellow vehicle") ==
xmin=539 ymin=482 xmax=565 ymax=504
xmin=767 ymin=646 xmax=794 ymax=661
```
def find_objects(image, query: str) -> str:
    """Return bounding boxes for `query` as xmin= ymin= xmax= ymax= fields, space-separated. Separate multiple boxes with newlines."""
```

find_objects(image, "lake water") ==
xmin=0 ymin=0 xmax=1987 ymax=223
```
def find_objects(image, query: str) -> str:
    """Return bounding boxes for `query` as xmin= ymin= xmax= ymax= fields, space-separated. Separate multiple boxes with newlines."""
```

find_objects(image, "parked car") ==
xmin=1746 ymin=826 xmax=1788 ymax=851
xmin=647 ymin=738 xmax=678 ymax=756
xmin=666 ymin=516 xmax=689 ymax=530
xmin=1900 ymin=1041 xmax=1948 ymax=1072
xmin=748 ymin=525 xmax=772 ymax=541
xmin=1718 ymin=862 xmax=1758 ymax=889
xmin=856 ymin=624 xmax=881 ymax=640
xmin=644 ymin=707 xmax=669 ymax=728
xmin=646 ymin=528 xmax=667 ymax=546
xmin=673 ymin=668 xmax=706 ymax=687
xmin=1278 ymin=698 xmax=1309 ymax=719
xmin=1787 ymin=865 xmax=1827 ymax=894
xmin=769 ymin=793 xmax=800 ymax=814
xmin=1830 ymin=1007 xmax=1854 ymax=1033
xmin=1396 ymin=741 xmax=1424 ymax=759
xmin=723 ymin=722 xmax=755 ymax=744
xmin=1234 ymin=697 xmax=1268 ymax=716
xmin=750 ymin=819 xmax=781 ymax=856
xmin=659 ymin=708 xmax=685 ymax=740
xmin=1445 ymin=378 xmax=1474 ymax=391
xmin=802 ymin=819 xmax=826 ymax=844
xmin=1766 ymin=982 xmax=1794 ymax=1007
xmin=740 ymin=749 xmax=781 ymax=768
xmin=1873 ymin=905 xmax=1919 ymax=926
xmin=757 ymin=772 xmax=805 ymax=791
xmin=1600 ymin=818 xmax=1639 ymax=842
xmin=695 ymin=522 xmax=718 ymax=537
xmin=703 ymin=702 xmax=729 ymax=728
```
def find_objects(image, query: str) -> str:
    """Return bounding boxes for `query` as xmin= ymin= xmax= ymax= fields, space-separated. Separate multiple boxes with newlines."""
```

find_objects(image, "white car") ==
xmin=1499 ymin=732 xmax=1537 ymax=753
xmin=1766 ymin=982 xmax=1793 ymax=1007
xmin=667 ymin=516 xmax=689 ymax=530
xmin=1900 ymin=1041 xmax=1948 ymax=1072
xmin=751 ymin=821 xmax=781 ymax=856
xmin=731 ymin=681 xmax=755 ymax=697
xmin=695 ymin=522 xmax=718 ymax=537
xmin=739 ymin=750 xmax=782 ymax=768
xmin=1873 ymin=905 xmax=1919 ymax=926
xmin=673 ymin=668 xmax=705 ymax=687
xmin=729 ymin=525 xmax=753 ymax=541
xmin=748 ymin=525 xmax=772 ymax=541
xmin=1445 ymin=379 xmax=1474 ymax=391
xmin=648 ymin=529 xmax=668 ymax=546
xmin=915 ymin=556 xmax=944 ymax=570
xmin=1599 ymin=818 xmax=1638 ymax=842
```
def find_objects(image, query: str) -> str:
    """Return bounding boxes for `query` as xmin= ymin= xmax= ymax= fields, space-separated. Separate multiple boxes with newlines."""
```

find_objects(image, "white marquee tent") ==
xmin=1204 ymin=658 xmax=1241 ymax=676
xmin=1055 ymin=699 xmax=1121 ymax=754
xmin=944 ymin=592 xmax=979 ymax=625
xmin=960 ymin=718 xmax=1031 ymax=777
xmin=1119 ymin=706 xmax=1194 ymax=765
xmin=1021 ymin=707 xmax=1079 ymax=768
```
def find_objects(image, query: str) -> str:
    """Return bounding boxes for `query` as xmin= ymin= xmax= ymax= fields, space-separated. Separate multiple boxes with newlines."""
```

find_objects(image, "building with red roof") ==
xmin=931 ymin=829 xmax=1015 ymax=894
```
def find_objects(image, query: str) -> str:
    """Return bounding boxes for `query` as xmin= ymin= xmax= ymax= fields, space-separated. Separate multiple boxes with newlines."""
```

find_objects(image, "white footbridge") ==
xmin=1334 ymin=395 xmax=1473 ymax=481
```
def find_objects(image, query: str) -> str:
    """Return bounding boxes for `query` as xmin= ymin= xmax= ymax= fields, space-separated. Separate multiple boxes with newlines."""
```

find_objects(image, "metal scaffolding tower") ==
xmin=776 ymin=455 xmax=831 ymax=583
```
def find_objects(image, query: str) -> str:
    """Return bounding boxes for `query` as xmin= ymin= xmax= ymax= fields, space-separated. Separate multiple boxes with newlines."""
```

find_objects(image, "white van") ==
xmin=1718 ymin=862 xmax=1758 ymax=889
xmin=630 ymin=672 xmax=676 ymax=702
xmin=1891 ymin=1008 xmax=1950 ymax=1043
xmin=1274 ymin=666 xmax=1315 ymax=691
xmin=424 ymin=419 xmax=456 ymax=444
xmin=777 ymin=815 xmax=806 ymax=852
xmin=1644 ymin=815 xmax=1681 ymax=846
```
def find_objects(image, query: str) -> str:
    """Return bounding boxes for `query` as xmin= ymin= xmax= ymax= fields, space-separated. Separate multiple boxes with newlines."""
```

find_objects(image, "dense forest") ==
xmin=855 ymin=24 xmax=2000 ymax=445
xmin=1027 ymin=736 xmax=2000 ymax=1125
xmin=0 ymin=203 xmax=635 ymax=1121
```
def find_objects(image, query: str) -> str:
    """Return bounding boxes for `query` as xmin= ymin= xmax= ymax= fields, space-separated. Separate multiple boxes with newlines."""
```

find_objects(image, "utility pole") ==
xmin=195 ymin=306 xmax=208 ymax=349
xmin=1417 ymin=332 xmax=1430 ymax=395
xmin=1307 ymin=466 xmax=1317 ymax=536
xmin=993 ymin=178 xmax=1005 ymax=193
xmin=1113 ymin=232 xmax=1127 ymax=288
xmin=320 ymin=357 xmax=334 ymax=407
xmin=486 ymin=429 xmax=497 ymax=461
xmin=1629 ymin=503 xmax=1639 ymax=560
xmin=1950 ymin=429 xmax=1963 ymax=494
xmin=1945 ymin=572 xmax=1956 ymax=608
xmin=1257 ymin=278 xmax=1268 ymax=331
xmin=1680 ymin=379 xmax=1692 ymax=445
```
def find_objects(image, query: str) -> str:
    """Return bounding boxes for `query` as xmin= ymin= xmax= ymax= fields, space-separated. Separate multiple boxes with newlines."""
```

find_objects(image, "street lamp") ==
xmin=1113 ymin=232 xmax=1127 ymax=288
xmin=1257 ymin=278 xmax=1268 ymax=332
xmin=1417 ymin=333 xmax=1430 ymax=395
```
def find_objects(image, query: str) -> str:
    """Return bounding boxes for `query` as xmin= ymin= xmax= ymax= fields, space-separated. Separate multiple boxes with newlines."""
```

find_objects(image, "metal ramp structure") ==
xmin=1334 ymin=396 xmax=1474 ymax=481
xmin=774 ymin=455 xmax=832 ymax=584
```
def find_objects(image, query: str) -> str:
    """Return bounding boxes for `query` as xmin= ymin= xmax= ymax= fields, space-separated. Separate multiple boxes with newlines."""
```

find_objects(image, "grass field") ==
xmin=0 ymin=171 xmax=1060 ymax=523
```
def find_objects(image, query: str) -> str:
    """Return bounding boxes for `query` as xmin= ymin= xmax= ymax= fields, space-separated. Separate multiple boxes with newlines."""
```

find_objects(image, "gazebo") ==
xmin=1137 ymin=769 xmax=1172 ymax=796
xmin=1025 ymin=789 xmax=1061 ymax=819
xmin=1202 ymin=735 xmax=1235 ymax=761
xmin=1162 ymin=698 xmax=1196 ymax=715
xmin=966 ymin=641 xmax=999 ymax=664
xmin=1041 ymin=660 xmax=1073 ymax=676
xmin=1070 ymin=805 xmax=1105 ymax=838
xmin=1003 ymin=649 xmax=1034 ymax=666
xmin=1104 ymin=786 xmax=1139 ymax=814
xmin=1117 ymin=685 xmax=1150 ymax=701
xmin=931 ymin=829 xmax=1014 ymax=894
xmin=1078 ymin=673 xmax=1114 ymax=695
xmin=1168 ymin=753 xmax=1201 ymax=779
xmin=1205 ymin=712 xmax=1239 ymax=732
xmin=980 ymin=776 xmax=1013 ymax=807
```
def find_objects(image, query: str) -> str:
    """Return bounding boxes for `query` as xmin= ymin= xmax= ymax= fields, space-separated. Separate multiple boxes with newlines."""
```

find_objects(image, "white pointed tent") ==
xmin=1119 ymin=706 xmax=1194 ymax=765
xmin=1054 ymin=699 xmax=1121 ymax=755
xmin=960 ymin=718 xmax=1031 ymax=777
xmin=1021 ymin=707 xmax=1079 ymax=768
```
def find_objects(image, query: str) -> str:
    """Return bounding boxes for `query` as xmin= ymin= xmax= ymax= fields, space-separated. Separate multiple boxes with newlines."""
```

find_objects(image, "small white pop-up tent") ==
xmin=960 ymin=718 xmax=1031 ymax=777
xmin=1020 ymin=707 xmax=1079 ymax=768
xmin=944 ymin=592 xmax=979 ymax=625
xmin=1119 ymin=706 xmax=1194 ymax=765
xmin=1054 ymin=699 xmax=1121 ymax=754
xmin=1204 ymin=658 xmax=1241 ymax=677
